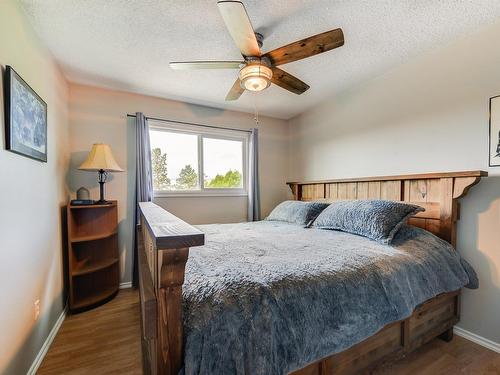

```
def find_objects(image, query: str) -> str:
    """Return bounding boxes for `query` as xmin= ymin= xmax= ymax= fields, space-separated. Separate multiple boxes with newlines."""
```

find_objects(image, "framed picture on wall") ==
xmin=490 ymin=95 xmax=500 ymax=167
xmin=3 ymin=65 xmax=47 ymax=162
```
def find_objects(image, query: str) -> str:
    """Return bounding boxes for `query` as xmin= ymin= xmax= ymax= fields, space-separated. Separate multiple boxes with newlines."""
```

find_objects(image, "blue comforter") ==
xmin=181 ymin=222 xmax=477 ymax=375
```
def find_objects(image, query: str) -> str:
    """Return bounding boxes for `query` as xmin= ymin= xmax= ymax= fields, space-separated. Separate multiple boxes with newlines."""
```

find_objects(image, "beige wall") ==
xmin=288 ymin=21 xmax=500 ymax=344
xmin=68 ymin=84 xmax=289 ymax=284
xmin=0 ymin=1 xmax=69 ymax=374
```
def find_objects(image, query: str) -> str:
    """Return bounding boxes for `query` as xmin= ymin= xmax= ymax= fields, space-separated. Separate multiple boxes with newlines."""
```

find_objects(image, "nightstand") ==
xmin=66 ymin=201 xmax=119 ymax=312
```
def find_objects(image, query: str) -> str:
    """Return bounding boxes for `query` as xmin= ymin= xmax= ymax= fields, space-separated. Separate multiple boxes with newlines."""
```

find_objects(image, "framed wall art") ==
xmin=4 ymin=65 xmax=47 ymax=162
xmin=490 ymin=94 xmax=500 ymax=167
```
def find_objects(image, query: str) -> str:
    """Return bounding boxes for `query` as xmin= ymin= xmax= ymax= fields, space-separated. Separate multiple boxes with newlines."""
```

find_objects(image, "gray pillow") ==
xmin=265 ymin=200 xmax=329 ymax=227
xmin=312 ymin=200 xmax=424 ymax=244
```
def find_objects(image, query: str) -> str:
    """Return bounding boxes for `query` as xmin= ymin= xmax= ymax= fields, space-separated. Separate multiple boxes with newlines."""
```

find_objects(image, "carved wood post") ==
xmin=443 ymin=176 xmax=482 ymax=248
xmin=288 ymin=182 xmax=302 ymax=200
xmin=157 ymin=247 xmax=189 ymax=375
xmin=439 ymin=178 xmax=454 ymax=245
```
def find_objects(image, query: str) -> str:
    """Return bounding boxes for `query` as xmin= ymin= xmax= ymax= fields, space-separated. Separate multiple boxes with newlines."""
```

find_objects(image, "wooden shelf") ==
xmin=67 ymin=201 xmax=119 ymax=313
xmin=71 ymin=285 xmax=119 ymax=311
xmin=72 ymin=258 xmax=119 ymax=277
xmin=71 ymin=231 xmax=117 ymax=243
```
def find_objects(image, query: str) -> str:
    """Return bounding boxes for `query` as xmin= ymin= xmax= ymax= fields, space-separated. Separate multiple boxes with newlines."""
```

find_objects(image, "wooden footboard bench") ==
xmin=137 ymin=170 xmax=486 ymax=375
xmin=138 ymin=203 xmax=204 ymax=375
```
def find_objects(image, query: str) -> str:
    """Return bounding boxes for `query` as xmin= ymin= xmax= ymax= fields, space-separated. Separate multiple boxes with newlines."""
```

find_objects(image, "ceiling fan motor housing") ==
xmin=245 ymin=56 xmax=271 ymax=66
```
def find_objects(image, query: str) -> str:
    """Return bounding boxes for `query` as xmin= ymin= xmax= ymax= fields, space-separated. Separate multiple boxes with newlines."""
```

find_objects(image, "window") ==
xmin=149 ymin=120 xmax=249 ymax=196
xmin=203 ymin=138 xmax=243 ymax=189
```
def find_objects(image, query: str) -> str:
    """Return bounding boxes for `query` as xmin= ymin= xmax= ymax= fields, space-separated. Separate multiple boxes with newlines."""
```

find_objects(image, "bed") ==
xmin=137 ymin=171 xmax=486 ymax=375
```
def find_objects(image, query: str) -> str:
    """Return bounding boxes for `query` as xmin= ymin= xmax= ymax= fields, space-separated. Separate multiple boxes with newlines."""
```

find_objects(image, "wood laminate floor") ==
xmin=37 ymin=289 xmax=141 ymax=375
xmin=38 ymin=289 xmax=500 ymax=374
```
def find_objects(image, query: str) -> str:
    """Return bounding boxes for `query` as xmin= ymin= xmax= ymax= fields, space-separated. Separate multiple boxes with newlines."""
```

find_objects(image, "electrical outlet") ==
xmin=34 ymin=299 xmax=40 ymax=321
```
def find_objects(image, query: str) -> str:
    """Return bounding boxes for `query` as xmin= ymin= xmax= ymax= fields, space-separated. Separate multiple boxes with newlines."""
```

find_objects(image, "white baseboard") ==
xmin=26 ymin=283 xmax=131 ymax=374
xmin=119 ymin=281 xmax=132 ymax=289
xmin=27 ymin=307 xmax=67 ymax=375
xmin=454 ymin=326 xmax=500 ymax=353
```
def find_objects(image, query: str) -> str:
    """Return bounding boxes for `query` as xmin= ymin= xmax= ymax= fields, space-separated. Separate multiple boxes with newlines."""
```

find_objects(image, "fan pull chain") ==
xmin=253 ymin=93 xmax=260 ymax=126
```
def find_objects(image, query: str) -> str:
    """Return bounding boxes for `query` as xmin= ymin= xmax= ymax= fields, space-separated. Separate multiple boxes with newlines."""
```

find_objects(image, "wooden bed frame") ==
xmin=137 ymin=170 xmax=486 ymax=375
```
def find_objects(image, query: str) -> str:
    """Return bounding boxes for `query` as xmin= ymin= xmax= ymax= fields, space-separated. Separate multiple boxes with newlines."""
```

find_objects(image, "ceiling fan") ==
xmin=169 ymin=0 xmax=344 ymax=101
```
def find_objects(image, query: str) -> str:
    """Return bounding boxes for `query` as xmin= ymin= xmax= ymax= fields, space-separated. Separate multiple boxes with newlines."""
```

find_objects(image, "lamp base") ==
xmin=97 ymin=171 xmax=109 ymax=204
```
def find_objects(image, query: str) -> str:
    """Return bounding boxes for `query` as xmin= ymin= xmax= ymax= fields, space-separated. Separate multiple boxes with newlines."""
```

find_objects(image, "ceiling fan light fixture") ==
xmin=239 ymin=64 xmax=272 ymax=92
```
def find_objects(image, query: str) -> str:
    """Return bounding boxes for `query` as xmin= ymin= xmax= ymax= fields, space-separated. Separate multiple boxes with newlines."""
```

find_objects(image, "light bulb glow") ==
xmin=239 ymin=64 xmax=272 ymax=92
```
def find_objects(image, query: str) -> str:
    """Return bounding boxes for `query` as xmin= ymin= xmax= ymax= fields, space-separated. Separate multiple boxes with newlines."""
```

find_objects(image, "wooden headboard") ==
xmin=287 ymin=171 xmax=487 ymax=247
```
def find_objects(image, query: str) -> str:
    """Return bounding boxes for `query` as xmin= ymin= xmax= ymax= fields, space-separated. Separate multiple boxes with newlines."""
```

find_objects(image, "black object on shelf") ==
xmin=70 ymin=199 xmax=96 ymax=206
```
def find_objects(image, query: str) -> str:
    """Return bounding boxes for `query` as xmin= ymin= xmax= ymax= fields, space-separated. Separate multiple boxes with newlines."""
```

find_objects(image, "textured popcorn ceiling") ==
xmin=20 ymin=0 xmax=500 ymax=119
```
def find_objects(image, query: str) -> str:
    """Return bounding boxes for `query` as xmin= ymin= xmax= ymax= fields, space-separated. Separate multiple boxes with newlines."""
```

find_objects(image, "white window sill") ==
xmin=154 ymin=192 xmax=248 ymax=198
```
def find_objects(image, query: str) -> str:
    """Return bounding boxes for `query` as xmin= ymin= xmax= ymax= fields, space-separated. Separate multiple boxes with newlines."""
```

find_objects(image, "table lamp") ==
xmin=79 ymin=143 xmax=123 ymax=204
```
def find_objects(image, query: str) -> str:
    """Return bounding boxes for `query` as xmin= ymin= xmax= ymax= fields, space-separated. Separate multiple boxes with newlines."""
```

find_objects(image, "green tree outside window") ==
xmin=151 ymin=147 xmax=171 ymax=190
xmin=206 ymin=170 xmax=242 ymax=188
xmin=176 ymin=164 xmax=198 ymax=189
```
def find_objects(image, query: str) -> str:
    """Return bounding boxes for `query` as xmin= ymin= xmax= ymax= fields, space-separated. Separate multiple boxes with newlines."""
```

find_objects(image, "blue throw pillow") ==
xmin=312 ymin=200 xmax=424 ymax=244
xmin=265 ymin=200 xmax=329 ymax=227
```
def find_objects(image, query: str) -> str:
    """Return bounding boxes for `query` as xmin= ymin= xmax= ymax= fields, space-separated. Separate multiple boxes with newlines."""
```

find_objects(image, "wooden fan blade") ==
xmin=271 ymin=67 xmax=310 ymax=95
xmin=263 ymin=28 xmax=344 ymax=66
xmin=217 ymin=1 xmax=260 ymax=57
xmin=169 ymin=61 xmax=243 ymax=70
xmin=225 ymin=78 xmax=244 ymax=101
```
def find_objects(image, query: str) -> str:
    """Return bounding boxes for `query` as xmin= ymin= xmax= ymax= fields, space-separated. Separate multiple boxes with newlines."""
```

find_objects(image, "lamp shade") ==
xmin=78 ymin=143 xmax=123 ymax=172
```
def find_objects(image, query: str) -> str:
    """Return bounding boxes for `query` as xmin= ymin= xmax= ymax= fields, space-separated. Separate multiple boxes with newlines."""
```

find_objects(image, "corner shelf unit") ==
xmin=67 ymin=201 xmax=119 ymax=312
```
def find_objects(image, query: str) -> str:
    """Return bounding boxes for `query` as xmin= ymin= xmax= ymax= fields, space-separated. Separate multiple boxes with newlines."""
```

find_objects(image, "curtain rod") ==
xmin=127 ymin=114 xmax=253 ymax=134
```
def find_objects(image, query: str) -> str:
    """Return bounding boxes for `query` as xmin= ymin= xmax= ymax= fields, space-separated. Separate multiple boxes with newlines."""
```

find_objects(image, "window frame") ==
xmin=149 ymin=120 xmax=249 ymax=198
